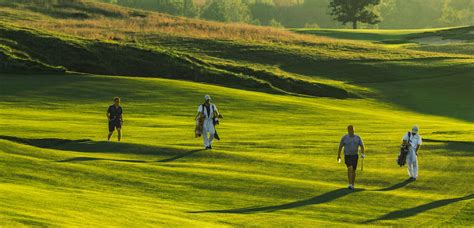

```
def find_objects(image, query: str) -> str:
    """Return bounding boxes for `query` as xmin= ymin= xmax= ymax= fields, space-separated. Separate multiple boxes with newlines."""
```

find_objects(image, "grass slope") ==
xmin=0 ymin=1 xmax=473 ymax=226
xmin=0 ymin=73 xmax=473 ymax=226
xmin=0 ymin=0 xmax=473 ymax=103
xmin=294 ymin=26 xmax=474 ymax=55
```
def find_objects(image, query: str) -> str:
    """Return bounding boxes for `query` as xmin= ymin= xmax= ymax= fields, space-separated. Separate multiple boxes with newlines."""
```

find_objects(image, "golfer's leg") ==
xmin=406 ymin=153 xmax=412 ymax=177
xmin=209 ymin=134 xmax=214 ymax=146
xmin=407 ymin=162 xmax=413 ymax=178
xmin=412 ymin=157 xmax=418 ymax=178
xmin=203 ymin=129 xmax=209 ymax=148
xmin=352 ymin=169 xmax=356 ymax=186
xmin=108 ymin=131 xmax=113 ymax=141
xmin=117 ymin=128 xmax=122 ymax=141
xmin=347 ymin=166 xmax=353 ymax=185
xmin=209 ymin=127 xmax=215 ymax=147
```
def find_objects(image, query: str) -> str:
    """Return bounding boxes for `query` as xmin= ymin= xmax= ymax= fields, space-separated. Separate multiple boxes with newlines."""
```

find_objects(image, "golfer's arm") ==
xmin=214 ymin=105 xmax=222 ymax=118
xmin=416 ymin=145 xmax=421 ymax=153
xmin=337 ymin=145 xmax=343 ymax=157
xmin=360 ymin=144 xmax=365 ymax=154
xmin=106 ymin=112 xmax=110 ymax=120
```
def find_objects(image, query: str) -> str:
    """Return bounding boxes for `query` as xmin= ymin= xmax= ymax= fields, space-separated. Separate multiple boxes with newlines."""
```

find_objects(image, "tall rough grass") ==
xmin=0 ymin=0 xmax=333 ymax=44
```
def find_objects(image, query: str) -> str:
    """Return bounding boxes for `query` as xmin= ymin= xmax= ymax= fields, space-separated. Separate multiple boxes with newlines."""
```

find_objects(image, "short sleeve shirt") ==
xmin=340 ymin=134 xmax=364 ymax=155
xmin=108 ymin=105 xmax=122 ymax=121
xmin=402 ymin=132 xmax=422 ymax=149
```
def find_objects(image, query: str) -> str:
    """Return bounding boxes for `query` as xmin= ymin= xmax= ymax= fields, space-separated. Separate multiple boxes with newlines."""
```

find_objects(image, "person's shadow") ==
xmin=157 ymin=149 xmax=204 ymax=162
xmin=190 ymin=188 xmax=363 ymax=214
xmin=374 ymin=178 xmax=414 ymax=192
xmin=363 ymin=194 xmax=473 ymax=224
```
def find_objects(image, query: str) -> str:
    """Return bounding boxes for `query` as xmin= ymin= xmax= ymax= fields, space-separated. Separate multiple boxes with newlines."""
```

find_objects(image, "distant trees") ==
xmin=107 ymin=0 xmax=199 ymax=17
xmin=249 ymin=0 xmax=276 ymax=26
xmin=201 ymin=0 xmax=251 ymax=23
xmin=101 ymin=0 xmax=473 ymax=29
xmin=329 ymin=0 xmax=381 ymax=29
xmin=439 ymin=0 xmax=474 ymax=27
xmin=377 ymin=0 xmax=443 ymax=29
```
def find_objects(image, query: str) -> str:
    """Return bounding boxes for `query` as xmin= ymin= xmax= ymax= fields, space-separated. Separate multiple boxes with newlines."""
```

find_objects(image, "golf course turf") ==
xmin=0 ymin=1 xmax=473 ymax=226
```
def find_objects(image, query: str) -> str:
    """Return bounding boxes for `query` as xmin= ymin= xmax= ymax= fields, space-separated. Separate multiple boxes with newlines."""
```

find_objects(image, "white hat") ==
xmin=204 ymin=95 xmax=211 ymax=100
xmin=412 ymin=126 xmax=419 ymax=133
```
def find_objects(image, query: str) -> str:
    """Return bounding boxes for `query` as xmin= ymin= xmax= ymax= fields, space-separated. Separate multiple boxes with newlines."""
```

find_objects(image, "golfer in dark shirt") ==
xmin=107 ymin=97 xmax=123 ymax=141
xmin=337 ymin=125 xmax=365 ymax=190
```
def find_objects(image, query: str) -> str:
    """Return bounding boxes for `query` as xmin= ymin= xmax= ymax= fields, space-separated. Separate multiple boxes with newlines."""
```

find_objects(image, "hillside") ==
xmin=293 ymin=26 xmax=474 ymax=55
xmin=0 ymin=1 xmax=473 ymax=226
xmin=1 ymin=0 xmax=473 ymax=103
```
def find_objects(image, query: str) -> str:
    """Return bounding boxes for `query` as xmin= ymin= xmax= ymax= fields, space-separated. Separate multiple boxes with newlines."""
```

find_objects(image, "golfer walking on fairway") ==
xmin=197 ymin=95 xmax=221 ymax=150
xmin=402 ymin=126 xmax=422 ymax=180
xmin=337 ymin=125 xmax=365 ymax=190
xmin=107 ymin=97 xmax=123 ymax=141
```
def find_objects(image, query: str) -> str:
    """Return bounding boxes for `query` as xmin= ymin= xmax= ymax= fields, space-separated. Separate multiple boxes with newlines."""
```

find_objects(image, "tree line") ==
xmin=94 ymin=0 xmax=474 ymax=29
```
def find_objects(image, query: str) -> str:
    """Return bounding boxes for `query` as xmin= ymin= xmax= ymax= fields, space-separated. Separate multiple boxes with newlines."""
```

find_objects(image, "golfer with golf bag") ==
xmin=196 ymin=95 xmax=222 ymax=150
xmin=400 ymin=126 xmax=422 ymax=180
xmin=337 ymin=125 xmax=365 ymax=190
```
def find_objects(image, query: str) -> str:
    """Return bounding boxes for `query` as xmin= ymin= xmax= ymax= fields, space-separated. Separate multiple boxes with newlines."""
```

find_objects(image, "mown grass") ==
xmin=0 ymin=3 xmax=473 ymax=225
xmin=295 ymin=26 xmax=474 ymax=56
xmin=0 ymin=73 xmax=472 ymax=226
xmin=293 ymin=26 xmax=474 ymax=43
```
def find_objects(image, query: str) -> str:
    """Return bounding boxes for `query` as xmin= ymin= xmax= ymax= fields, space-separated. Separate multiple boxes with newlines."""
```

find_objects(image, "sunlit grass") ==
xmin=0 ymin=1 xmax=473 ymax=226
xmin=0 ymin=74 xmax=472 ymax=226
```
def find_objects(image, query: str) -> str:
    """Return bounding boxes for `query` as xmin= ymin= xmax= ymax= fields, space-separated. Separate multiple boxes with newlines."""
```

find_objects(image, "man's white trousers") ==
xmin=407 ymin=149 xmax=418 ymax=178
xmin=203 ymin=119 xmax=215 ymax=147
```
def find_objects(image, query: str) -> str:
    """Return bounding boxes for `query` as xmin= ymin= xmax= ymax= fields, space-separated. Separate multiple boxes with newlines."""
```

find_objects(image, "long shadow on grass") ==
xmin=0 ymin=135 xmax=203 ymax=162
xmin=190 ymin=188 xmax=363 ymax=214
xmin=423 ymin=139 xmax=474 ymax=155
xmin=57 ymin=157 xmax=147 ymax=163
xmin=157 ymin=149 xmax=204 ymax=162
xmin=374 ymin=178 xmax=414 ymax=192
xmin=363 ymin=194 xmax=474 ymax=224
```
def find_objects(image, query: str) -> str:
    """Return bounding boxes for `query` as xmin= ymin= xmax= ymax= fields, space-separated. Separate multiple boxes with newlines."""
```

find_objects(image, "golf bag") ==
xmin=213 ymin=117 xmax=220 ymax=140
xmin=397 ymin=132 xmax=411 ymax=167
xmin=195 ymin=114 xmax=204 ymax=138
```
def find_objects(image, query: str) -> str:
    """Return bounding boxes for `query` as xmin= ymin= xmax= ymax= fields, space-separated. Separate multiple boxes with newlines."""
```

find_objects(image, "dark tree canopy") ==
xmin=201 ymin=0 xmax=251 ymax=23
xmin=329 ymin=0 xmax=381 ymax=29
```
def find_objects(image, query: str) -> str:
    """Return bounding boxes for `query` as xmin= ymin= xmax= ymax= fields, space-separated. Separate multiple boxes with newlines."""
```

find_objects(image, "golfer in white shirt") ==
xmin=197 ymin=95 xmax=220 ymax=150
xmin=402 ymin=126 xmax=422 ymax=180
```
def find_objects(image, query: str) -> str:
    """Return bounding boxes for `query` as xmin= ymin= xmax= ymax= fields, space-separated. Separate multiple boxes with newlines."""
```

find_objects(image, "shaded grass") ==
xmin=293 ymin=26 xmax=474 ymax=44
xmin=192 ymin=188 xmax=364 ymax=214
xmin=364 ymin=194 xmax=474 ymax=224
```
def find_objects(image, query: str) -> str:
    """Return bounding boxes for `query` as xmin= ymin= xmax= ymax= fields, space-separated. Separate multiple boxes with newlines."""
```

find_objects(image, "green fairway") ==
xmin=1 ymin=73 xmax=473 ymax=226
xmin=1 ymin=1 xmax=473 ymax=226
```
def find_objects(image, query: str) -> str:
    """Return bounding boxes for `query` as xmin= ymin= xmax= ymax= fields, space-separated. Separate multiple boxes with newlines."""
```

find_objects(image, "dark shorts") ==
xmin=108 ymin=120 xmax=122 ymax=132
xmin=345 ymin=154 xmax=359 ymax=169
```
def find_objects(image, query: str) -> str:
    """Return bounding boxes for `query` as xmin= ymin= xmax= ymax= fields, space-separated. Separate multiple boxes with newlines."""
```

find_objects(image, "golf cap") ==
xmin=205 ymin=95 xmax=211 ymax=100
xmin=412 ymin=126 xmax=419 ymax=133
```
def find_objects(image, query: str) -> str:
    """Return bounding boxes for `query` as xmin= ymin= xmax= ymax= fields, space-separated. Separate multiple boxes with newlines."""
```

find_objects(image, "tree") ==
xmin=201 ymin=0 xmax=251 ymax=23
xmin=183 ymin=0 xmax=199 ymax=18
xmin=249 ymin=0 xmax=275 ymax=26
xmin=329 ymin=0 xmax=381 ymax=29
xmin=439 ymin=0 xmax=474 ymax=27
xmin=377 ymin=0 xmax=444 ymax=29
